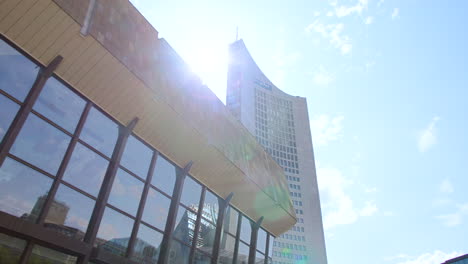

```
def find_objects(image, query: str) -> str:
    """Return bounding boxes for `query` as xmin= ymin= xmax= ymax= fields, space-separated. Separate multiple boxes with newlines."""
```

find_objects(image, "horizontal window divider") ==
xmin=76 ymin=139 xmax=112 ymax=161
xmin=105 ymin=203 xmax=137 ymax=220
xmin=148 ymin=183 xmax=173 ymax=199
xmin=29 ymin=110 xmax=74 ymax=137
xmin=59 ymin=179 xmax=97 ymax=201
xmin=7 ymin=153 xmax=56 ymax=180
xmin=118 ymin=164 xmax=146 ymax=183
xmin=139 ymin=220 xmax=165 ymax=234
xmin=0 ymin=89 xmax=22 ymax=105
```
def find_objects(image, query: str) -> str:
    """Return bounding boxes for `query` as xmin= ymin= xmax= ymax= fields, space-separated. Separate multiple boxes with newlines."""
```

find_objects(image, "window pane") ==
xmin=0 ymin=95 xmax=20 ymax=143
xmin=131 ymin=224 xmax=163 ymax=264
xmin=108 ymin=169 xmax=144 ymax=216
xmin=97 ymin=207 xmax=134 ymax=257
xmin=257 ymin=228 xmax=267 ymax=253
xmin=194 ymin=250 xmax=211 ymax=264
xmin=268 ymin=235 xmax=273 ymax=257
xmin=44 ymin=184 xmax=94 ymax=241
xmin=240 ymin=216 xmax=252 ymax=244
xmin=254 ymin=252 xmax=265 ymax=264
xmin=0 ymin=39 xmax=39 ymax=102
xmin=168 ymin=239 xmax=190 ymax=264
xmin=80 ymin=107 xmax=118 ymax=157
xmin=203 ymin=191 xmax=219 ymax=224
xmin=28 ymin=245 xmax=77 ymax=264
xmin=173 ymin=206 xmax=197 ymax=246
xmin=0 ymin=232 xmax=26 ymax=264
xmin=0 ymin=158 xmax=53 ymax=221
xmin=224 ymin=207 xmax=238 ymax=235
xmin=33 ymin=77 xmax=85 ymax=133
xmin=152 ymin=156 xmax=176 ymax=195
xmin=219 ymin=233 xmax=236 ymax=264
xmin=62 ymin=143 xmax=108 ymax=197
xmin=11 ymin=113 xmax=70 ymax=175
xmin=121 ymin=135 xmax=153 ymax=178
xmin=197 ymin=217 xmax=216 ymax=255
xmin=180 ymin=177 xmax=202 ymax=209
xmin=237 ymin=242 xmax=250 ymax=264
xmin=142 ymin=188 xmax=170 ymax=230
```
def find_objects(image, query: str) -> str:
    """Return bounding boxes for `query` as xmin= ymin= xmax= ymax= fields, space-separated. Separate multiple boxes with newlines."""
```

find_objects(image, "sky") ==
xmin=130 ymin=0 xmax=468 ymax=263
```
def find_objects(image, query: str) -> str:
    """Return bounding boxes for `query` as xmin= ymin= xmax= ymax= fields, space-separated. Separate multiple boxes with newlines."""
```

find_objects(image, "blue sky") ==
xmin=130 ymin=0 xmax=468 ymax=263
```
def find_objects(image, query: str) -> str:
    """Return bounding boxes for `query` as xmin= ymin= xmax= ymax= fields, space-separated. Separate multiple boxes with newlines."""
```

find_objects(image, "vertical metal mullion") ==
xmin=36 ymin=102 xmax=92 ymax=224
xmin=264 ymin=234 xmax=271 ymax=264
xmin=232 ymin=213 xmax=242 ymax=264
xmin=126 ymin=151 xmax=158 ymax=258
xmin=211 ymin=193 xmax=233 ymax=264
xmin=157 ymin=161 xmax=193 ymax=264
xmin=189 ymin=187 xmax=206 ymax=263
xmin=18 ymin=241 xmax=34 ymax=264
xmin=80 ymin=117 xmax=138 ymax=263
xmin=248 ymin=217 xmax=264 ymax=264
xmin=0 ymin=56 xmax=63 ymax=166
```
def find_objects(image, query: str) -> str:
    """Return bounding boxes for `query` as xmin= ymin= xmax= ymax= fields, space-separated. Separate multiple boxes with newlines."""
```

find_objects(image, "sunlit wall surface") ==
xmin=0 ymin=38 xmax=275 ymax=264
xmin=227 ymin=40 xmax=328 ymax=264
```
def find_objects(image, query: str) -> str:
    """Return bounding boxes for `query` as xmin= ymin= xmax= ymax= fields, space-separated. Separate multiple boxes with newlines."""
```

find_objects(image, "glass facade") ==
xmin=0 ymin=37 xmax=277 ymax=264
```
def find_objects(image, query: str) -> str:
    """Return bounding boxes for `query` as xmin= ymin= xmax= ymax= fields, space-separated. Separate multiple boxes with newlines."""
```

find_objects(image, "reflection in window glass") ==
xmin=224 ymin=207 xmax=238 ymax=235
xmin=80 ymin=107 xmax=118 ymax=157
xmin=0 ymin=158 xmax=53 ymax=222
xmin=237 ymin=242 xmax=250 ymax=264
xmin=28 ymin=245 xmax=77 ymax=264
xmin=0 ymin=94 xmax=20 ymax=143
xmin=180 ymin=177 xmax=202 ymax=209
xmin=33 ymin=77 xmax=85 ymax=133
xmin=257 ymin=228 xmax=267 ymax=253
xmin=193 ymin=250 xmax=211 ymax=264
xmin=219 ymin=233 xmax=235 ymax=264
xmin=0 ymin=39 xmax=39 ymax=102
xmin=131 ymin=224 xmax=163 ymax=264
xmin=62 ymin=143 xmax=108 ymax=197
xmin=203 ymin=191 xmax=218 ymax=224
xmin=197 ymin=217 xmax=216 ymax=255
xmin=152 ymin=156 xmax=176 ymax=195
xmin=255 ymin=251 xmax=265 ymax=264
xmin=44 ymin=184 xmax=94 ymax=241
xmin=168 ymin=239 xmax=190 ymax=264
xmin=121 ymin=136 xmax=153 ymax=178
xmin=173 ymin=206 xmax=197 ymax=246
xmin=240 ymin=216 xmax=252 ymax=244
xmin=268 ymin=235 xmax=273 ymax=257
xmin=108 ymin=169 xmax=144 ymax=216
xmin=97 ymin=207 xmax=134 ymax=257
xmin=0 ymin=232 xmax=26 ymax=264
xmin=11 ymin=114 xmax=70 ymax=175
xmin=142 ymin=188 xmax=170 ymax=230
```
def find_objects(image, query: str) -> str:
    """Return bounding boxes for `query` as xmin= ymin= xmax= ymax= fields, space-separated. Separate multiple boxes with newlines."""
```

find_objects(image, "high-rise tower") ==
xmin=227 ymin=40 xmax=328 ymax=264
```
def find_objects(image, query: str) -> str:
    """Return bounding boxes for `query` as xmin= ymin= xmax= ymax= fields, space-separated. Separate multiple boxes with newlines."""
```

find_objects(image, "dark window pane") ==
xmin=62 ymin=143 xmax=108 ymax=197
xmin=193 ymin=250 xmax=211 ymax=264
xmin=0 ymin=158 xmax=53 ymax=221
xmin=11 ymin=113 xmax=70 ymax=175
xmin=79 ymin=107 xmax=118 ymax=157
xmin=152 ymin=156 xmax=176 ymax=195
xmin=121 ymin=135 xmax=153 ymax=178
xmin=131 ymin=224 xmax=163 ymax=264
xmin=28 ymin=245 xmax=77 ymax=264
xmin=0 ymin=232 xmax=26 ymax=264
xmin=197 ymin=217 xmax=216 ymax=255
xmin=237 ymin=242 xmax=249 ymax=264
xmin=33 ymin=77 xmax=85 ymax=133
xmin=257 ymin=228 xmax=267 ymax=253
xmin=240 ymin=216 xmax=251 ymax=244
xmin=180 ymin=177 xmax=201 ymax=209
xmin=0 ymin=94 xmax=20 ymax=142
xmin=173 ymin=206 xmax=197 ymax=246
xmin=142 ymin=188 xmax=170 ymax=230
xmin=203 ymin=191 xmax=218 ymax=224
xmin=168 ymin=239 xmax=190 ymax=264
xmin=224 ymin=207 xmax=238 ymax=235
xmin=219 ymin=233 xmax=235 ymax=264
xmin=44 ymin=184 xmax=94 ymax=241
xmin=97 ymin=207 xmax=134 ymax=257
xmin=0 ymin=39 xmax=39 ymax=102
xmin=108 ymin=169 xmax=144 ymax=216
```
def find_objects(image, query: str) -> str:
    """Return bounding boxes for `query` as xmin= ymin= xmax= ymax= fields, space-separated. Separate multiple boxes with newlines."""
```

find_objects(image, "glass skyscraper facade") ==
xmin=227 ymin=40 xmax=328 ymax=264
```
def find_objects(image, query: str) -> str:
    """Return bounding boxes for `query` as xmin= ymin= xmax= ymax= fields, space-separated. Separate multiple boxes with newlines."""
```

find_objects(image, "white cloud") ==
xmin=313 ymin=66 xmax=334 ymax=86
xmin=335 ymin=0 xmax=369 ymax=18
xmin=436 ymin=203 xmax=468 ymax=227
xmin=326 ymin=11 xmax=334 ymax=17
xmin=360 ymin=201 xmax=378 ymax=216
xmin=392 ymin=8 xmax=400 ymax=19
xmin=365 ymin=187 xmax=378 ymax=193
xmin=306 ymin=21 xmax=352 ymax=55
xmin=417 ymin=116 xmax=440 ymax=152
xmin=365 ymin=16 xmax=374 ymax=25
xmin=311 ymin=114 xmax=344 ymax=146
xmin=439 ymin=179 xmax=454 ymax=193
xmin=390 ymin=250 xmax=462 ymax=264
xmin=314 ymin=11 xmax=321 ymax=17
